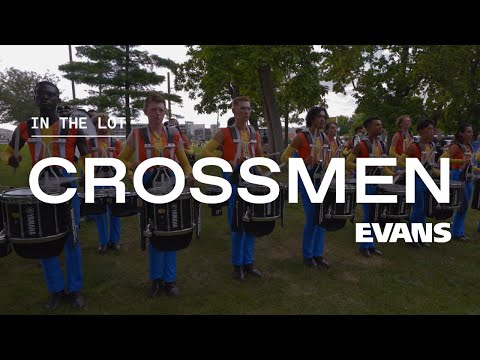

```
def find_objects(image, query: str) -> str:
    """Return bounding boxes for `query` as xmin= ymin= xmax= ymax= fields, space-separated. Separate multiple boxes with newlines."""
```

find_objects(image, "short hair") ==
xmin=396 ymin=115 xmax=411 ymax=127
xmin=87 ymin=109 xmax=97 ymax=115
xmin=306 ymin=107 xmax=329 ymax=127
xmin=232 ymin=96 xmax=250 ymax=107
xmin=295 ymin=128 xmax=303 ymax=134
xmin=144 ymin=92 xmax=166 ymax=109
xmin=416 ymin=119 xmax=435 ymax=132
xmin=227 ymin=117 xmax=235 ymax=127
xmin=363 ymin=116 xmax=381 ymax=129
xmin=324 ymin=122 xmax=337 ymax=132
xmin=354 ymin=126 xmax=363 ymax=133
xmin=35 ymin=81 xmax=60 ymax=95
xmin=169 ymin=118 xmax=179 ymax=126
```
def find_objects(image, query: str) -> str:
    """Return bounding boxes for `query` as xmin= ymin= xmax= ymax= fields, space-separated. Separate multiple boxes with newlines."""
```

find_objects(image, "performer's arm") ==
xmin=200 ymin=130 xmax=224 ymax=158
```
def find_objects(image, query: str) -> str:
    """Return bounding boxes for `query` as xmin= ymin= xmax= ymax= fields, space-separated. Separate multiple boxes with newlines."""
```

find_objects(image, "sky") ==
xmin=0 ymin=45 xmax=357 ymax=131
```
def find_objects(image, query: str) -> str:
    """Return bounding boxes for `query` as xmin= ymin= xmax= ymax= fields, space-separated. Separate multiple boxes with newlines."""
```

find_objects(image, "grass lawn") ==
xmin=1 ymin=144 xmax=480 ymax=314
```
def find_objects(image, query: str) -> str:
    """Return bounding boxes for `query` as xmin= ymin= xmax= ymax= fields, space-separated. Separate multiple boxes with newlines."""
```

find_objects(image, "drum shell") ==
xmin=144 ymin=191 xmax=194 ymax=251
xmin=206 ymin=185 xmax=229 ymax=217
xmin=372 ymin=184 xmax=411 ymax=222
xmin=78 ymin=192 xmax=107 ymax=216
xmin=317 ymin=179 xmax=356 ymax=231
xmin=108 ymin=191 xmax=141 ymax=217
xmin=1 ymin=188 xmax=72 ymax=259
xmin=425 ymin=179 xmax=463 ymax=219
xmin=234 ymin=184 xmax=286 ymax=237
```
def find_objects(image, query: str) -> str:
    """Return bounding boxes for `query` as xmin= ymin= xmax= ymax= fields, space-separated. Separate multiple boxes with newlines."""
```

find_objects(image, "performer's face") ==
xmin=327 ymin=124 xmax=337 ymax=137
xmin=35 ymin=84 xmax=59 ymax=112
xmin=368 ymin=119 xmax=383 ymax=137
xmin=232 ymin=101 xmax=251 ymax=122
xmin=463 ymin=127 xmax=473 ymax=143
xmin=401 ymin=117 xmax=411 ymax=128
xmin=144 ymin=102 xmax=166 ymax=124
xmin=421 ymin=124 xmax=435 ymax=140
xmin=313 ymin=111 xmax=327 ymax=129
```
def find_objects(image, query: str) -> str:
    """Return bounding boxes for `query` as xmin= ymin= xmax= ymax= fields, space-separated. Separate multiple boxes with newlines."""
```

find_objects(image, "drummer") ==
xmin=440 ymin=124 xmax=474 ymax=242
xmin=346 ymin=116 xmax=398 ymax=257
xmin=399 ymin=119 xmax=438 ymax=247
xmin=281 ymin=106 xmax=330 ymax=269
xmin=389 ymin=115 xmax=414 ymax=165
xmin=0 ymin=81 xmax=90 ymax=310
xmin=87 ymin=112 xmax=123 ymax=254
xmin=201 ymin=96 xmax=264 ymax=281
xmin=117 ymin=92 xmax=194 ymax=297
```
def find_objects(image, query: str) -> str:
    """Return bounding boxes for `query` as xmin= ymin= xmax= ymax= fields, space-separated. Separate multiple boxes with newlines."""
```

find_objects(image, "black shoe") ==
xmin=359 ymin=248 xmax=370 ymax=257
xmin=232 ymin=266 xmax=245 ymax=280
xmin=97 ymin=244 xmax=108 ymax=254
xmin=313 ymin=256 xmax=330 ymax=269
xmin=163 ymin=282 xmax=179 ymax=297
xmin=69 ymin=291 xmax=86 ymax=309
xmin=369 ymin=247 xmax=383 ymax=256
xmin=149 ymin=279 xmax=163 ymax=298
xmin=44 ymin=290 xmax=67 ymax=311
xmin=453 ymin=236 xmax=469 ymax=242
xmin=109 ymin=242 xmax=120 ymax=251
xmin=408 ymin=242 xmax=422 ymax=248
xmin=303 ymin=257 xmax=317 ymax=267
xmin=460 ymin=236 xmax=471 ymax=242
xmin=244 ymin=264 xmax=262 ymax=278
xmin=419 ymin=241 xmax=431 ymax=248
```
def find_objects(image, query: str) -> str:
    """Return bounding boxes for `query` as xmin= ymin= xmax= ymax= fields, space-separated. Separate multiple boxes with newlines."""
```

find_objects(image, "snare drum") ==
xmin=206 ymin=185 xmax=229 ymax=216
xmin=0 ymin=192 xmax=12 ymax=258
xmin=78 ymin=191 xmax=108 ymax=216
xmin=372 ymin=184 xmax=411 ymax=222
xmin=0 ymin=188 xmax=73 ymax=259
xmin=425 ymin=179 xmax=463 ymax=220
xmin=103 ymin=189 xmax=141 ymax=217
xmin=142 ymin=187 xmax=198 ymax=251
xmin=232 ymin=183 xmax=286 ymax=237
xmin=316 ymin=179 xmax=356 ymax=231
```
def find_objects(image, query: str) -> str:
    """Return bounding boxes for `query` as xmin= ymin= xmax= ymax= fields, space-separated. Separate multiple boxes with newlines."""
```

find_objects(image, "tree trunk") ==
xmin=284 ymin=111 xmax=289 ymax=148
xmin=125 ymin=45 xmax=131 ymax=138
xmin=259 ymin=66 xmax=283 ymax=162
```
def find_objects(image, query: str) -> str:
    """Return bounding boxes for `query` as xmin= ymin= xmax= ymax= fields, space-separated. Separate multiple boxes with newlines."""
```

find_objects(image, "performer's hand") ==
xmin=185 ymin=175 xmax=195 ymax=187
xmin=8 ymin=155 xmax=22 ymax=168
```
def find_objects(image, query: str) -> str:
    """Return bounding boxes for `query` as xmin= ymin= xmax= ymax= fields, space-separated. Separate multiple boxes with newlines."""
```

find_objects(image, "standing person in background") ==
xmin=441 ymin=124 xmax=474 ymax=242
xmin=88 ymin=112 xmax=123 ymax=254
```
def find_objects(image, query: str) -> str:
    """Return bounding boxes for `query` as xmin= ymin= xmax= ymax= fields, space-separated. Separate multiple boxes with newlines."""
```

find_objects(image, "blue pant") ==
xmin=409 ymin=176 xmax=427 ymax=227
xmin=360 ymin=184 xmax=378 ymax=250
xmin=93 ymin=206 xmax=121 ymax=246
xmin=451 ymin=169 xmax=473 ymax=237
xmin=40 ymin=188 xmax=83 ymax=293
xmin=142 ymin=172 xmax=176 ymax=282
xmin=299 ymin=178 xmax=325 ymax=259
xmin=224 ymin=173 xmax=256 ymax=267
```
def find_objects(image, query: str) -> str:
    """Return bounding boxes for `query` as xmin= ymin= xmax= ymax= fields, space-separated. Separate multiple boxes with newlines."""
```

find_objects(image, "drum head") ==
xmin=2 ymin=188 xmax=34 ymax=197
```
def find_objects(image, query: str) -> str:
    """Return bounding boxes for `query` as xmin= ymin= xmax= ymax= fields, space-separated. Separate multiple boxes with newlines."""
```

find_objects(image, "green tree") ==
xmin=0 ymin=67 xmax=59 ymax=124
xmin=321 ymin=45 xmax=426 ymax=135
xmin=175 ymin=45 xmax=326 ymax=152
xmin=415 ymin=45 xmax=480 ymax=134
xmin=58 ymin=45 xmax=182 ymax=137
